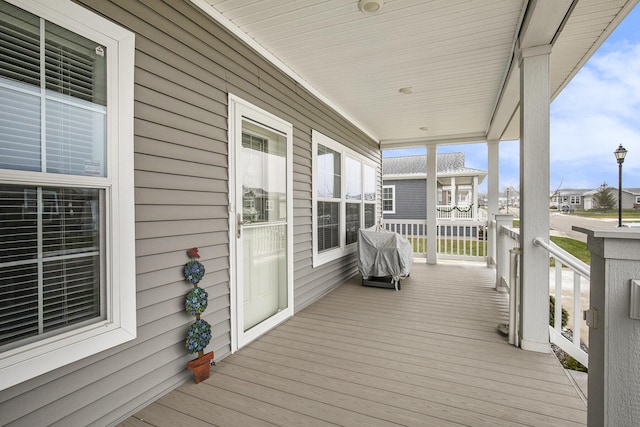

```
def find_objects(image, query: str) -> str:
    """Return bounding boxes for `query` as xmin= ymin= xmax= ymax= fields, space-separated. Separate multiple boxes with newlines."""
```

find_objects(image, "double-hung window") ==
xmin=0 ymin=0 xmax=135 ymax=391
xmin=382 ymin=185 xmax=395 ymax=214
xmin=312 ymin=130 xmax=377 ymax=266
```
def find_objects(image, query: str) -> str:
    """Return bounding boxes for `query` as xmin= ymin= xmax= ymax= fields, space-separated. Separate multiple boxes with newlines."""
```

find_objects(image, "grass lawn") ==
xmin=571 ymin=208 xmax=640 ymax=219
xmin=404 ymin=223 xmax=587 ymax=263
xmin=407 ymin=237 xmax=486 ymax=257
xmin=511 ymin=220 xmax=587 ymax=263
xmin=549 ymin=236 xmax=590 ymax=265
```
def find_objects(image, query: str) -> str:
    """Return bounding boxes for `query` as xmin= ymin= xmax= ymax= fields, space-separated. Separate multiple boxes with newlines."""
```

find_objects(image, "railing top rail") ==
xmin=500 ymin=225 xmax=520 ymax=240
xmin=383 ymin=219 xmax=488 ymax=225
xmin=438 ymin=219 xmax=488 ymax=225
xmin=532 ymin=236 xmax=590 ymax=279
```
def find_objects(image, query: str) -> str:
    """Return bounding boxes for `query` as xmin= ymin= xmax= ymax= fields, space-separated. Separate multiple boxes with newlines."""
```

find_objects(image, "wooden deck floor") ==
xmin=120 ymin=261 xmax=587 ymax=426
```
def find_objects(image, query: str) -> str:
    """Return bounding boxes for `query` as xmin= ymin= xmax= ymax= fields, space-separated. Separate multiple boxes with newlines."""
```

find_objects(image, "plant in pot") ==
xmin=183 ymin=247 xmax=214 ymax=383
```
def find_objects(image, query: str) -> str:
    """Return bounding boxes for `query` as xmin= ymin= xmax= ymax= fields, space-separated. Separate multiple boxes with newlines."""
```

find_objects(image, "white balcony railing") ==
xmin=534 ymin=237 xmax=589 ymax=368
xmin=436 ymin=204 xmax=474 ymax=220
xmin=495 ymin=222 xmax=589 ymax=367
xmin=382 ymin=219 xmax=488 ymax=261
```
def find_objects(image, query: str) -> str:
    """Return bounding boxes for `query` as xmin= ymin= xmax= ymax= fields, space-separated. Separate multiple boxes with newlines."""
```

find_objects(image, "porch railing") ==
xmin=436 ymin=204 xmax=474 ymax=220
xmin=495 ymin=223 xmax=589 ymax=367
xmin=533 ymin=237 xmax=589 ymax=368
xmin=382 ymin=219 xmax=488 ymax=261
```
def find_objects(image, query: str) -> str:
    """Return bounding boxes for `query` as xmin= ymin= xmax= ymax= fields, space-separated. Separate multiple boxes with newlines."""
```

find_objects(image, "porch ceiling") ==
xmin=196 ymin=0 xmax=638 ymax=147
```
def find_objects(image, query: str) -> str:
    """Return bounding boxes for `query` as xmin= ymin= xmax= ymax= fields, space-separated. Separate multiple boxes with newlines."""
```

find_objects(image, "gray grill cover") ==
xmin=357 ymin=226 xmax=413 ymax=280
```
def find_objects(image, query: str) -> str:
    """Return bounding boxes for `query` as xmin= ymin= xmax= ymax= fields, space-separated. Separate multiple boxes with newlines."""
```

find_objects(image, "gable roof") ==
xmin=583 ymin=186 xmax=637 ymax=196
xmin=550 ymin=188 xmax=592 ymax=196
xmin=383 ymin=153 xmax=487 ymax=179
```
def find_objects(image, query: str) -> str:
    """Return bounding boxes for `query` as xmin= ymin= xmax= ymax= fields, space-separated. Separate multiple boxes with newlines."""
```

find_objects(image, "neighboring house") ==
xmin=626 ymin=188 xmax=640 ymax=208
xmin=582 ymin=185 xmax=637 ymax=210
xmin=382 ymin=153 xmax=486 ymax=220
xmin=550 ymin=188 xmax=589 ymax=212
xmin=550 ymin=186 xmax=640 ymax=211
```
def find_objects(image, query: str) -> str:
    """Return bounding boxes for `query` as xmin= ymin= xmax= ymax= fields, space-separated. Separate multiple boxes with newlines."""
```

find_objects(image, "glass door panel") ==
xmin=239 ymin=120 xmax=288 ymax=332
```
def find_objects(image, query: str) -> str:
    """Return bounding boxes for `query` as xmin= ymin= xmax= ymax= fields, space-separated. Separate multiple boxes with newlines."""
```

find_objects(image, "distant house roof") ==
xmin=550 ymin=188 xmax=591 ymax=196
xmin=383 ymin=153 xmax=484 ymax=175
xmin=383 ymin=153 xmax=487 ymax=183
xmin=583 ymin=186 xmax=636 ymax=196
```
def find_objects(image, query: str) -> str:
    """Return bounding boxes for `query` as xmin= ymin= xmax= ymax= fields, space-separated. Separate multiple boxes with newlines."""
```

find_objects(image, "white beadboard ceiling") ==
xmin=198 ymin=0 xmax=638 ymax=146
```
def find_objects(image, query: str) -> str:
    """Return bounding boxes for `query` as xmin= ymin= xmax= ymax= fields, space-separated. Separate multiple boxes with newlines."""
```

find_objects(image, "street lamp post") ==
xmin=506 ymin=187 xmax=510 ymax=214
xmin=614 ymin=144 xmax=627 ymax=227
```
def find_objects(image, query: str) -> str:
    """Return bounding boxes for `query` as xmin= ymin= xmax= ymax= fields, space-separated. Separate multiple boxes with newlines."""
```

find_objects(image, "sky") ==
xmin=383 ymin=5 xmax=640 ymax=193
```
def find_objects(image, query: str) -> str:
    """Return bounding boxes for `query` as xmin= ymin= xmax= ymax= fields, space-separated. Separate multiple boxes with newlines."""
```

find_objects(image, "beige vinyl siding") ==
xmin=0 ymin=0 xmax=379 ymax=426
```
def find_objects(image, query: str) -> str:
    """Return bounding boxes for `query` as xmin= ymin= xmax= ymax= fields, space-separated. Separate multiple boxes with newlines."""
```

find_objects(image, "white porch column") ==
xmin=574 ymin=227 xmax=640 ymax=427
xmin=487 ymin=140 xmax=500 ymax=266
xmin=472 ymin=176 xmax=478 ymax=220
xmin=426 ymin=145 xmax=438 ymax=264
xmin=518 ymin=45 xmax=552 ymax=353
xmin=450 ymin=176 xmax=457 ymax=220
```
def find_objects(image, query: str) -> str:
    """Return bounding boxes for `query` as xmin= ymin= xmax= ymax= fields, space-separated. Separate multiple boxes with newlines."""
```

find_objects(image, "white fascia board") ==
xmin=381 ymin=132 xmax=486 ymax=149
xmin=383 ymin=174 xmax=426 ymax=181
xmin=384 ymin=172 xmax=486 ymax=181
xmin=190 ymin=0 xmax=380 ymax=144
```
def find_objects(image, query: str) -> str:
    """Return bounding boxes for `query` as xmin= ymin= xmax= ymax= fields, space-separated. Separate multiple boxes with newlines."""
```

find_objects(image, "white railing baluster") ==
xmin=573 ymin=272 xmax=581 ymax=347
xmin=555 ymin=262 xmax=562 ymax=331
xmin=509 ymin=247 xmax=520 ymax=346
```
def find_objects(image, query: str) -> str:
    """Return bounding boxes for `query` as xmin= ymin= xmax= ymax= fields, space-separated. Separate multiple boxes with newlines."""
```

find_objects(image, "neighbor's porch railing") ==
xmin=436 ymin=204 xmax=474 ymax=220
xmin=495 ymin=222 xmax=589 ymax=367
xmin=382 ymin=219 xmax=488 ymax=261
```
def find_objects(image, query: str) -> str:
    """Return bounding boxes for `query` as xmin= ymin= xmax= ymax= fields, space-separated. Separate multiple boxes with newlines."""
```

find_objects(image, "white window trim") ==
xmin=312 ymin=130 xmax=377 ymax=267
xmin=0 ymin=0 xmax=136 ymax=391
xmin=383 ymin=185 xmax=396 ymax=214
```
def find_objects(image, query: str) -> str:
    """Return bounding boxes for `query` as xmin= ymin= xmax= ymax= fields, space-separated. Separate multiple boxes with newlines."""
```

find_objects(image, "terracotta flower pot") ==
xmin=187 ymin=351 xmax=214 ymax=383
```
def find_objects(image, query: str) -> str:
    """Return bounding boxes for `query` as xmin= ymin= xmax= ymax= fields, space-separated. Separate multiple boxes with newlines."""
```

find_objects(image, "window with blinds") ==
xmin=0 ymin=2 xmax=105 ymax=351
xmin=0 ymin=1 xmax=106 ymax=176
xmin=312 ymin=130 xmax=379 ymax=267
xmin=0 ymin=185 xmax=102 ymax=349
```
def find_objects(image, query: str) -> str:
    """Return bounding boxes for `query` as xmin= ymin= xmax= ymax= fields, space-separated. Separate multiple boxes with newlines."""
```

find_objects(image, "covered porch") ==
xmin=120 ymin=261 xmax=586 ymax=427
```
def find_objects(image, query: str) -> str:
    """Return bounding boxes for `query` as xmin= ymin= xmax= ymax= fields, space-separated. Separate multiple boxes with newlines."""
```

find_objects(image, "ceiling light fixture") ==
xmin=399 ymin=87 xmax=413 ymax=94
xmin=358 ymin=0 xmax=384 ymax=13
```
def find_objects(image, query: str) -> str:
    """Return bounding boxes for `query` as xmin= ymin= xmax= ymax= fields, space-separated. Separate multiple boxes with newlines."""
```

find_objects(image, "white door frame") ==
xmin=228 ymin=94 xmax=294 ymax=352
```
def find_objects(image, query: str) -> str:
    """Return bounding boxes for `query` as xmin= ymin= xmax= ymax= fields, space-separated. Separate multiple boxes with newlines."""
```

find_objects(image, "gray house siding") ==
xmin=0 ymin=1 xmax=380 ymax=426
xmin=383 ymin=179 xmax=427 ymax=220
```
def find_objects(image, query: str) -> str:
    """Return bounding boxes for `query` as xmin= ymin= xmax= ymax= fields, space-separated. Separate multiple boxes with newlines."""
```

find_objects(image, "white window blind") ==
xmin=0 ymin=184 xmax=103 ymax=350
xmin=0 ymin=3 xmax=106 ymax=176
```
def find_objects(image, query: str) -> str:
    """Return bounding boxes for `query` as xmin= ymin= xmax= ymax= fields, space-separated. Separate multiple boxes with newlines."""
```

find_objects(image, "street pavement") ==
xmin=549 ymin=212 xmax=620 ymax=243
